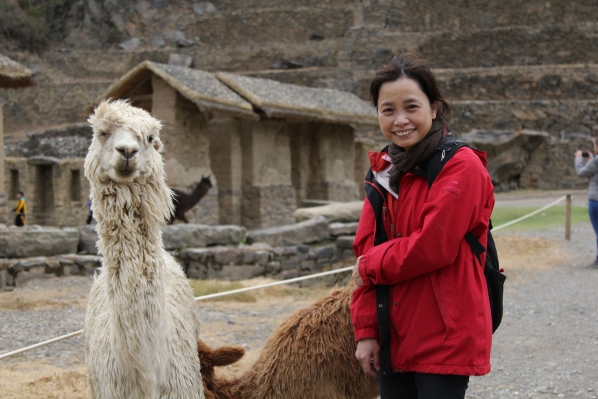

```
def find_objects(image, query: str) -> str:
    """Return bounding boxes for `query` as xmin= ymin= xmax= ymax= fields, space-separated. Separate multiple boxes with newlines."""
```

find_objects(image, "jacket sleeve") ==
xmin=359 ymin=148 xmax=493 ymax=286
xmin=575 ymin=157 xmax=598 ymax=178
xmin=350 ymin=197 xmax=380 ymax=342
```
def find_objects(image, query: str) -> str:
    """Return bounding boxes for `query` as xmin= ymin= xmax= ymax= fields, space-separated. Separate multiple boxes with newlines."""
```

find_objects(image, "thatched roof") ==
xmin=216 ymin=72 xmax=378 ymax=126
xmin=0 ymin=54 xmax=33 ymax=88
xmin=92 ymin=61 xmax=378 ymax=125
xmin=90 ymin=61 xmax=257 ymax=120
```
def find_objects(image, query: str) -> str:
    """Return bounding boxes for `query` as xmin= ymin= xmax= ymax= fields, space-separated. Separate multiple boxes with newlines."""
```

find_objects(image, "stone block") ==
xmin=221 ymin=265 xmax=265 ymax=281
xmin=242 ymin=251 xmax=257 ymax=264
xmin=314 ymin=245 xmax=335 ymax=260
xmin=161 ymin=224 xmax=246 ymax=250
xmin=204 ymin=225 xmax=246 ymax=246
xmin=255 ymin=251 xmax=271 ymax=266
xmin=78 ymin=225 xmax=99 ymax=255
xmin=336 ymin=235 xmax=356 ymax=250
xmin=44 ymin=259 xmax=62 ymax=276
xmin=74 ymin=255 xmax=102 ymax=274
xmin=246 ymin=216 xmax=330 ymax=247
xmin=329 ymin=222 xmax=359 ymax=236
xmin=0 ymin=269 xmax=6 ymax=290
xmin=340 ymin=249 xmax=355 ymax=261
xmin=213 ymin=248 xmax=244 ymax=265
xmin=280 ymin=269 xmax=299 ymax=280
xmin=300 ymin=260 xmax=316 ymax=271
xmin=162 ymin=225 xmax=208 ymax=250
xmin=296 ymin=244 xmax=310 ymax=253
xmin=281 ymin=246 xmax=298 ymax=256
xmin=180 ymin=248 xmax=211 ymax=262
xmin=186 ymin=264 xmax=202 ymax=280
xmin=295 ymin=202 xmax=363 ymax=223
xmin=0 ymin=228 xmax=79 ymax=258
xmin=18 ymin=258 xmax=47 ymax=272
xmin=281 ymin=259 xmax=299 ymax=270
xmin=266 ymin=261 xmax=281 ymax=274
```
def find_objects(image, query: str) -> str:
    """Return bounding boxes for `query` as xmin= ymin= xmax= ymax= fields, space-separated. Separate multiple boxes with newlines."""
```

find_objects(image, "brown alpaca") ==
xmin=169 ymin=175 xmax=213 ymax=224
xmin=198 ymin=285 xmax=379 ymax=399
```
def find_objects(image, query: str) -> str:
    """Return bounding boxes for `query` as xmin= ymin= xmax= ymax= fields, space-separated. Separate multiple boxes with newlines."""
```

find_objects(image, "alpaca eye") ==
xmin=148 ymin=136 xmax=155 ymax=143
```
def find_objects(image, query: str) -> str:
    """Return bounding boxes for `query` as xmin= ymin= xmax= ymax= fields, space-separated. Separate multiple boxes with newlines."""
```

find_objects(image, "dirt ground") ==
xmin=1 ymin=192 xmax=597 ymax=398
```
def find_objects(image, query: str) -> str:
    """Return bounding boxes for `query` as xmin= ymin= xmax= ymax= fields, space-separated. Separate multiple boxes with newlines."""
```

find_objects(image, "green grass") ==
xmin=491 ymin=205 xmax=588 ymax=231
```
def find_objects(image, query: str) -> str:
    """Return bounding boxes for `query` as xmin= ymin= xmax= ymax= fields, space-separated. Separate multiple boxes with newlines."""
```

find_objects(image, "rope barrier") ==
xmin=492 ymin=195 xmax=567 ymax=232
xmin=0 ymin=194 xmax=571 ymax=361
xmin=0 ymin=266 xmax=352 ymax=360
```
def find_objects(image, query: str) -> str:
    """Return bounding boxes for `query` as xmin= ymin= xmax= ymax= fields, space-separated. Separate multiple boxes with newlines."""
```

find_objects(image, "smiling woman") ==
xmin=350 ymin=53 xmax=495 ymax=399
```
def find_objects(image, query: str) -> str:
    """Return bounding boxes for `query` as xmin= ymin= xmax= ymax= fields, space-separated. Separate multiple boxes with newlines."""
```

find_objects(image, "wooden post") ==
xmin=565 ymin=194 xmax=572 ymax=241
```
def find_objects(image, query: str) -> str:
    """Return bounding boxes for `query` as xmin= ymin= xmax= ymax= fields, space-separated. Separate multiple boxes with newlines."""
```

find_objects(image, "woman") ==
xmin=350 ymin=53 xmax=494 ymax=399
xmin=574 ymin=138 xmax=598 ymax=268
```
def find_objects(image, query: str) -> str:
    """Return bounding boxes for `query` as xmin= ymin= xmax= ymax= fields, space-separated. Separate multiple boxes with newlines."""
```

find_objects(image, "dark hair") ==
xmin=370 ymin=53 xmax=454 ymax=192
xmin=370 ymin=53 xmax=450 ymax=118
xmin=17 ymin=191 xmax=24 ymax=196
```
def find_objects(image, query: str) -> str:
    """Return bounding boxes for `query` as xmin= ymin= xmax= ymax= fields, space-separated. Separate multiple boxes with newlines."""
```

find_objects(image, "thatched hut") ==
xmin=91 ymin=61 xmax=377 ymax=228
xmin=1 ymin=54 xmax=33 ymax=224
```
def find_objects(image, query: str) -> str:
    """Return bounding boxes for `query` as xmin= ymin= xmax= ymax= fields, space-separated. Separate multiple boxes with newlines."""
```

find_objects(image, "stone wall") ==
xmin=3 ymin=157 xmax=89 ymax=226
xmin=0 ymin=219 xmax=359 ymax=289
xmin=240 ymin=120 xmax=296 ymax=228
xmin=209 ymin=118 xmax=243 ymax=225
xmin=0 ymin=103 xmax=6 ymax=224
xmin=152 ymin=75 xmax=219 ymax=224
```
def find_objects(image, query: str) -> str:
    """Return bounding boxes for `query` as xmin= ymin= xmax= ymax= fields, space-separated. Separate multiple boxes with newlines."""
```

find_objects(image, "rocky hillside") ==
xmin=1 ymin=0 xmax=597 ymax=141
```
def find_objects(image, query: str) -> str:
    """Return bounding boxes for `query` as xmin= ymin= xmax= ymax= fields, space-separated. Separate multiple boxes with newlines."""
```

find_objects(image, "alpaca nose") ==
xmin=115 ymin=142 xmax=139 ymax=159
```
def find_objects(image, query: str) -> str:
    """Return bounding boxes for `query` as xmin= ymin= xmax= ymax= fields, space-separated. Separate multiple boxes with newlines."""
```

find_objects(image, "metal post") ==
xmin=565 ymin=194 xmax=572 ymax=241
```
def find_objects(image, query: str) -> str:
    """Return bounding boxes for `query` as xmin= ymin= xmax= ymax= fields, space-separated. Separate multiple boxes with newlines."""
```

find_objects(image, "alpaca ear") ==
xmin=153 ymin=137 xmax=164 ymax=153
xmin=211 ymin=346 xmax=245 ymax=367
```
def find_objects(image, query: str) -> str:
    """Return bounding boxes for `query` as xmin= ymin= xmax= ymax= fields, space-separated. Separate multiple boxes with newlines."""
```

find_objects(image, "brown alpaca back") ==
xmin=200 ymin=285 xmax=379 ymax=399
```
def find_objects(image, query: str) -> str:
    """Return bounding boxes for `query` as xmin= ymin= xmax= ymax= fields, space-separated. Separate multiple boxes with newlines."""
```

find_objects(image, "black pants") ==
xmin=15 ymin=214 xmax=25 ymax=227
xmin=379 ymin=372 xmax=469 ymax=399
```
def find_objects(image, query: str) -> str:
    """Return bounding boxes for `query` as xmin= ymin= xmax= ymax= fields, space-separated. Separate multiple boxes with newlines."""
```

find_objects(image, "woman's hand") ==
xmin=355 ymin=338 xmax=380 ymax=377
xmin=352 ymin=256 xmax=365 ymax=286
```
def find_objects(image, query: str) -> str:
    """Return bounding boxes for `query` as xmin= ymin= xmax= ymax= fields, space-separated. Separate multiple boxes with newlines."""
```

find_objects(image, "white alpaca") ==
xmin=83 ymin=100 xmax=204 ymax=399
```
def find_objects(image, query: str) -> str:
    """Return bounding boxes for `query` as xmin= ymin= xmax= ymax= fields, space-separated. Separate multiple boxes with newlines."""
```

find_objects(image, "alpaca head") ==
xmin=200 ymin=175 xmax=213 ymax=189
xmin=86 ymin=99 xmax=165 ymax=185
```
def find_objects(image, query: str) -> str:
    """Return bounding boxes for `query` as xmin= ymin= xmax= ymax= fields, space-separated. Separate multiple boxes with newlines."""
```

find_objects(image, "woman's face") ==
xmin=377 ymin=77 xmax=437 ymax=151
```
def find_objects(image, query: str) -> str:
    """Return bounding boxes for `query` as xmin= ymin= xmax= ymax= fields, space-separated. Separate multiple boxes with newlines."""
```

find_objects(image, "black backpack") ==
xmin=364 ymin=136 xmax=506 ymax=377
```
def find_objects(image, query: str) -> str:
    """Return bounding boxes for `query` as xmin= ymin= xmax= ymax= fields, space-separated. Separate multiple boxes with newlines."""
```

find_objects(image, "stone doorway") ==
xmin=34 ymin=165 xmax=54 ymax=225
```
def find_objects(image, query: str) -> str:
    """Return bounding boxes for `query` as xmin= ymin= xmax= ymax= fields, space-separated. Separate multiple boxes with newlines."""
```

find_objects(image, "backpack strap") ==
xmin=364 ymin=168 xmax=392 ymax=377
xmin=425 ymin=135 xmax=469 ymax=189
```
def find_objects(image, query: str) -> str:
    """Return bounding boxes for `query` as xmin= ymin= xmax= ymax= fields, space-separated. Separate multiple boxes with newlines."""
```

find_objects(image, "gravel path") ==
xmin=1 ymin=220 xmax=598 ymax=398
xmin=467 ymin=222 xmax=598 ymax=398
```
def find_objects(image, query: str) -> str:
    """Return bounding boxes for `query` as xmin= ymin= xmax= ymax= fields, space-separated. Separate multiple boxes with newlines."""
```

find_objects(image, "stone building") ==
xmin=0 ymin=54 xmax=33 ymax=224
xmin=91 ymin=61 xmax=377 ymax=228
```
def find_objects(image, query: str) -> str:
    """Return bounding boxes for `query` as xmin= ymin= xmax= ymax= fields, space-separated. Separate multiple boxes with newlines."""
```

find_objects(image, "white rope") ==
xmin=0 ymin=195 xmax=572 ymax=361
xmin=0 ymin=330 xmax=83 ymax=360
xmin=492 ymin=195 xmax=567 ymax=231
xmin=0 ymin=266 xmax=352 ymax=360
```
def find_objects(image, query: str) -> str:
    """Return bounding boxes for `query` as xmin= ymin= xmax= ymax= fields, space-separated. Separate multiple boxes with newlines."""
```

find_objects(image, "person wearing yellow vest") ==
xmin=13 ymin=191 xmax=27 ymax=226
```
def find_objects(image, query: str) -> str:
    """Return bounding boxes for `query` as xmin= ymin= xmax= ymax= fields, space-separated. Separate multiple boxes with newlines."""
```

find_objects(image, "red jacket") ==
xmin=351 ymin=146 xmax=495 ymax=376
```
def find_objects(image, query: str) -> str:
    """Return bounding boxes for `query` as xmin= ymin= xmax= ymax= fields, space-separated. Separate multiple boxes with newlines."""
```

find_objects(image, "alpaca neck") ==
xmin=91 ymin=181 xmax=173 ymax=382
xmin=187 ymin=182 xmax=210 ymax=209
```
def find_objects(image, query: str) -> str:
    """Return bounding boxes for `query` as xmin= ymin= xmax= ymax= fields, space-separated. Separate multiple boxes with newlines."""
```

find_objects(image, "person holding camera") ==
xmin=575 ymin=138 xmax=598 ymax=268
xmin=351 ymin=53 xmax=494 ymax=398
